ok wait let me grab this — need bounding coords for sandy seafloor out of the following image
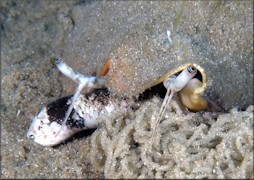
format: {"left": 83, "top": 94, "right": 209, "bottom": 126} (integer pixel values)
{"left": 1, "top": 0, "right": 253, "bottom": 179}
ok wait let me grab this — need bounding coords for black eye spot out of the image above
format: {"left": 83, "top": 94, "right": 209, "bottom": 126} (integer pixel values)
{"left": 29, "top": 134, "right": 35, "bottom": 140}
{"left": 55, "top": 58, "right": 61, "bottom": 64}
{"left": 187, "top": 66, "right": 197, "bottom": 74}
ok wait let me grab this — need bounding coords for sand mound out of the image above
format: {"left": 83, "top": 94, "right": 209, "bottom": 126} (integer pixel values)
{"left": 90, "top": 98, "right": 253, "bottom": 179}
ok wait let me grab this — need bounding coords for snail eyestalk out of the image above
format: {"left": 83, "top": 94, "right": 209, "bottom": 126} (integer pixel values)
{"left": 55, "top": 58, "right": 106, "bottom": 88}
{"left": 54, "top": 58, "right": 106, "bottom": 136}
{"left": 150, "top": 66, "right": 197, "bottom": 146}
{"left": 99, "top": 58, "right": 112, "bottom": 76}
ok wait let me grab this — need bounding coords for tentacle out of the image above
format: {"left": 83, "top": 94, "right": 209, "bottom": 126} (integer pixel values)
{"left": 151, "top": 88, "right": 174, "bottom": 143}
{"left": 150, "top": 65, "right": 198, "bottom": 146}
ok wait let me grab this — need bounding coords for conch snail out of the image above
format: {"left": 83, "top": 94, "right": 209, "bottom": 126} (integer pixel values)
{"left": 27, "top": 55, "right": 207, "bottom": 146}
{"left": 27, "top": 30, "right": 211, "bottom": 146}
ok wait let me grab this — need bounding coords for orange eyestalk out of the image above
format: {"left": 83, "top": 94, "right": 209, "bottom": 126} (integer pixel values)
{"left": 99, "top": 58, "right": 112, "bottom": 76}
